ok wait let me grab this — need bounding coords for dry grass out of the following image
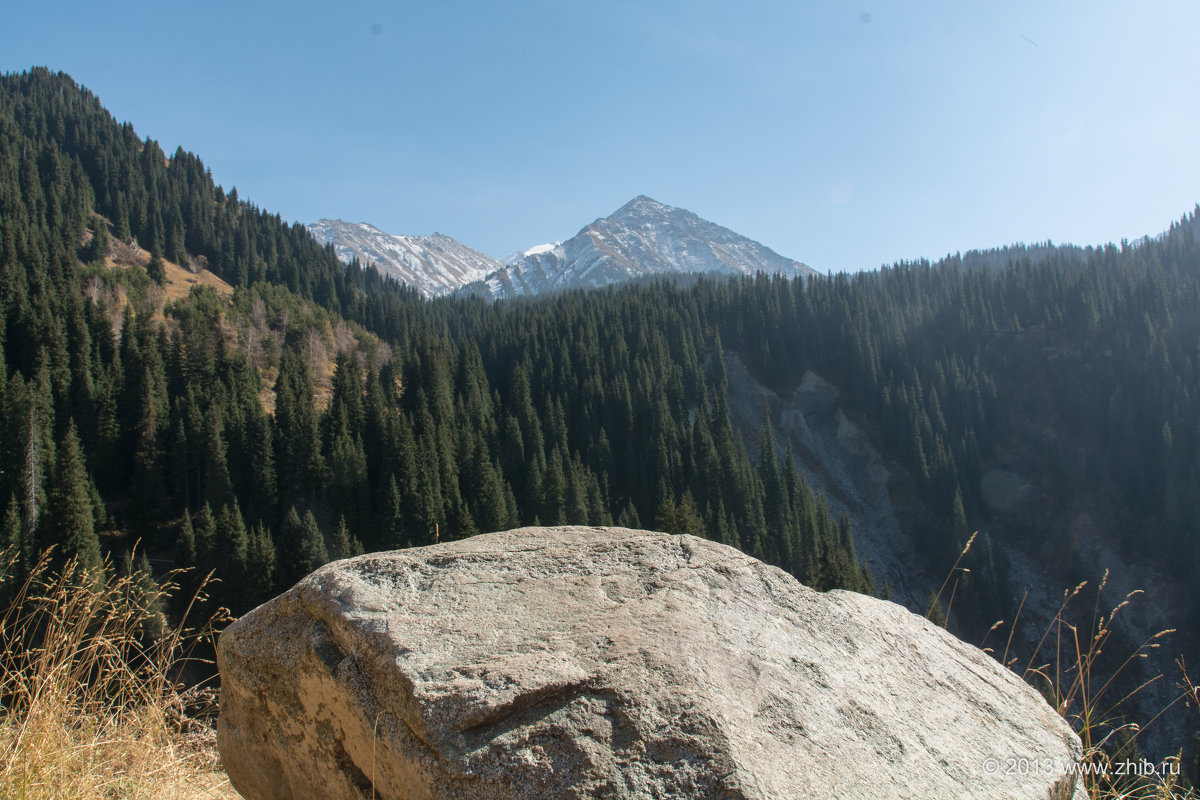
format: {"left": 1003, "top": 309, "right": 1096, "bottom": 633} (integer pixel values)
{"left": 102, "top": 233, "right": 233, "bottom": 305}
{"left": 159, "top": 258, "right": 234, "bottom": 304}
{"left": 0, "top": 552, "right": 239, "bottom": 800}
{"left": 1016, "top": 576, "right": 1193, "bottom": 798}
{"left": 946, "top": 543, "right": 1200, "bottom": 799}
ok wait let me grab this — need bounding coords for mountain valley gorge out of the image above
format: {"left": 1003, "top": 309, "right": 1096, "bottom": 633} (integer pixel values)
{"left": 2, "top": 67, "right": 1199, "bottom": 789}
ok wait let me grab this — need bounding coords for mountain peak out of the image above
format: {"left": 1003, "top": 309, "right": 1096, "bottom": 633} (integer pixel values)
{"left": 621, "top": 194, "right": 663, "bottom": 208}
{"left": 465, "top": 198, "right": 816, "bottom": 300}
{"left": 313, "top": 199, "right": 816, "bottom": 302}
{"left": 612, "top": 195, "right": 669, "bottom": 219}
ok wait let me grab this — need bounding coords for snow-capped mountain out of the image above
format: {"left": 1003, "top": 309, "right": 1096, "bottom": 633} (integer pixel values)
{"left": 310, "top": 197, "right": 816, "bottom": 301}
{"left": 306, "top": 219, "right": 501, "bottom": 298}
{"left": 463, "top": 196, "right": 816, "bottom": 300}
{"left": 500, "top": 241, "right": 562, "bottom": 266}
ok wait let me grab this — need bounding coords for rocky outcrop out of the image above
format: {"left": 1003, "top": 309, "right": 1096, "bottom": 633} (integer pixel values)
{"left": 217, "top": 526, "right": 1085, "bottom": 800}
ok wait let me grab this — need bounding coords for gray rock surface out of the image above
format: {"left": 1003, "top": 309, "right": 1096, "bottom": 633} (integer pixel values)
{"left": 217, "top": 526, "right": 1086, "bottom": 800}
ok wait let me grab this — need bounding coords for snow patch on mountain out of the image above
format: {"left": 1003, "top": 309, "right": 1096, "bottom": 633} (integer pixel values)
{"left": 310, "top": 196, "right": 817, "bottom": 301}
{"left": 501, "top": 242, "right": 561, "bottom": 265}
{"left": 306, "top": 219, "right": 501, "bottom": 298}
{"left": 462, "top": 196, "right": 817, "bottom": 300}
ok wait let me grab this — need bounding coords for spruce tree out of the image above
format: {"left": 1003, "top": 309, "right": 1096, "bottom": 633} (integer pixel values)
{"left": 130, "top": 379, "right": 164, "bottom": 534}
{"left": 193, "top": 503, "right": 217, "bottom": 579}
{"left": 172, "top": 512, "right": 199, "bottom": 612}
{"left": 215, "top": 502, "right": 250, "bottom": 611}
{"left": 44, "top": 421, "right": 102, "bottom": 575}
{"left": 203, "top": 409, "right": 234, "bottom": 511}
{"left": 246, "top": 521, "right": 277, "bottom": 604}
{"left": 147, "top": 251, "right": 166, "bottom": 285}
{"left": 121, "top": 550, "right": 166, "bottom": 639}
{"left": 1, "top": 494, "right": 26, "bottom": 590}
{"left": 277, "top": 507, "right": 329, "bottom": 588}
{"left": 616, "top": 500, "right": 641, "bottom": 529}
{"left": 330, "top": 515, "right": 364, "bottom": 560}
{"left": 654, "top": 490, "right": 704, "bottom": 536}
{"left": 88, "top": 219, "right": 109, "bottom": 265}
{"left": 298, "top": 510, "right": 329, "bottom": 578}
{"left": 174, "top": 512, "right": 197, "bottom": 572}
{"left": 382, "top": 475, "right": 406, "bottom": 550}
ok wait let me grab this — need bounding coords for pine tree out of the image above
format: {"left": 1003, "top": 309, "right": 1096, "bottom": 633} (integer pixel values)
{"left": 246, "top": 521, "right": 277, "bottom": 605}
{"left": 174, "top": 512, "right": 197, "bottom": 572}
{"left": 203, "top": 408, "right": 234, "bottom": 511}
{"left": 215, "top": 502, "right": 250, "bottom": 612}
{"left": 277, "top": 507, "right": 329, "bottom": 588}
{"left": 298, "top": 510, "right": 329, "bottom": 577}
{"left": 88, "top": 218, "right": 109, "bottom": 265}
{"left": 330, "top": 515, "right": 364, "bottom": 561}
{"left": 1, "top": 494, "right": 26, "bottom": 590}
{"left": 194, "top": 503, "right": 217, "bottom": 579}
{"left": 654, "top": 490, "right": 704, "bottom": 536}
{"left": 147, "top": 251, "right": 166, "bottom": 285}
{"left": 130, "top": 378, "right": 164, "bottom": 533}
{"left": 44, "top": 421, "right": 102, "bottom": 575}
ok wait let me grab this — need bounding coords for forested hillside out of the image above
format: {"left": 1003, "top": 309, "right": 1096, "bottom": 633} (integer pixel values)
{"left": 0, "top": 69, "right": 874, "bottom": 619}
{"left": 2, "top": 67, "right": 1198, "bottom": 661}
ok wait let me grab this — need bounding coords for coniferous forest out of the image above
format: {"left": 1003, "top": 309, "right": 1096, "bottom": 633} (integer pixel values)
{"left": 1, "top": 66, "right": 1199, "bottom": 661}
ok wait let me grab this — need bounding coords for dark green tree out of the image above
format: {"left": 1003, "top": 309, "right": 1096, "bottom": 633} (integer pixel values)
{"left": 147, "top": 251, "right": 166, "bottom": 285}
{"left": 246, "top": 521, "right": 277, "bottom": 606}
{"left": 329, "top": 515, "right": 364, "bottom": 561}
{"left": 43, "top": 421, "right": 102, "bottom": 575}
{"left": 655, "top": 490, "right": 704, "bottom": 536}
{"left": 276, "top": 507, "right": 329, "bottom": 589}
{"left": 1, "top": 494, "right": 26, "bottom": 591}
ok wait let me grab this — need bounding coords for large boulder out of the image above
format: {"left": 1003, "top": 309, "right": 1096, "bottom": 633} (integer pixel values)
{"left": 218, "top": 526, "right": 1085, "bottom": 800}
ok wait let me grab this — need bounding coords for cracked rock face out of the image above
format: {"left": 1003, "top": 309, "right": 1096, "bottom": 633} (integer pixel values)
{"left": 217, "top": 526, "right": 1085, "bottom": 800}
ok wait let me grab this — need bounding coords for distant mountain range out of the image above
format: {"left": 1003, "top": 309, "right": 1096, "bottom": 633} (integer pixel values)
{"left": 308, "top": 196, "right": 816, "bottom": 299}
{"left": 304, "top": 220, "right": 500, "bottom": 297}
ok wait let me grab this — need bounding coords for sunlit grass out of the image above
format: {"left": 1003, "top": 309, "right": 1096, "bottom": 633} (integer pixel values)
{"left": 0, "top": 551, "right": 238, "bottom": 799}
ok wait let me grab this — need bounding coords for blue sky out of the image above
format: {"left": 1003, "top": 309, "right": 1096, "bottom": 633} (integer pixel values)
{"left": 3, "top": 1, "right": 1198, "bottom": 272}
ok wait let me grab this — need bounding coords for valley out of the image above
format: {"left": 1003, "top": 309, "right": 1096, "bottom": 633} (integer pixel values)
{"left": 1, "top": 66, "right": 1198, "bottom": 794}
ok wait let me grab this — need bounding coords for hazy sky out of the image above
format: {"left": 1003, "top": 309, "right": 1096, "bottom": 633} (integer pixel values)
{"left": 4, "top": 1, "right": 1198, "bottom": 271}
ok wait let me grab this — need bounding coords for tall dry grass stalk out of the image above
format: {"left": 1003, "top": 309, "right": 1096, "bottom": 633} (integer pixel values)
{"left": 0, "top": 550, "right": 238, "bottom": 799}
{"left": 926, "top": 531, "right": 977, "bottom": 624}
{"left": 980, "top": 566, "right": 1197, "bottom": 800}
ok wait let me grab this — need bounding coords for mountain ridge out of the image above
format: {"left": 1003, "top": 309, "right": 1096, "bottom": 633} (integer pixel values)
{"left": 305, "top": 218, "right": 501, "bottom": 298}
{"left": 311, "top": 195, "right": 817, "bottom": 300}
{"left": 465, "top": 195, "right": 818, "bottom": 299}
